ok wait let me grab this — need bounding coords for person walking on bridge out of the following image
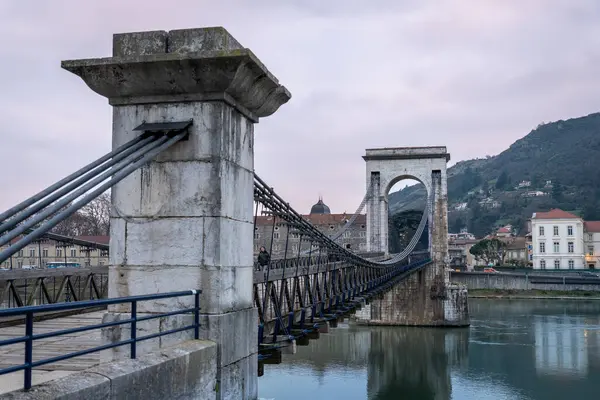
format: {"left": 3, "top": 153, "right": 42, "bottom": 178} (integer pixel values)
{"left": 257, "top": 246, "right": 270, "bottom": 268}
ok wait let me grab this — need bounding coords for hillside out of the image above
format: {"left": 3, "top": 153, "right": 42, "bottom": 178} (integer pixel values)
{"left": 388, "top": 112, "right": 600, "bottom": 238}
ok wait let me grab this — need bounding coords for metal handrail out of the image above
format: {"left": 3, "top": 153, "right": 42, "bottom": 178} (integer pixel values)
{"left": 0, "top": 289, "right": 202, "bottom": 391}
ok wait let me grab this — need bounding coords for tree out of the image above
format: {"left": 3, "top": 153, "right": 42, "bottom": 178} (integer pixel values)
{"left": 482, "top": 180, "right": 489, "bottom": 194}
{"left": 495, "top": 171, "right": 508, "bottom": 190}
{"left": 469, "top": 238, "right": 506, "bottom": 265}
{"left": 79, "top": 193, "right": 110, "bottom": 236}
{"left": 552, "top": 181, "right": 562, "bottom": 201}
{"left": 49, "top": 192, "right": 111, "bottom": 237}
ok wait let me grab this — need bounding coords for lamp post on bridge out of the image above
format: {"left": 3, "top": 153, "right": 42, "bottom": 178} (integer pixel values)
{"left": 62, "top": 27, "right": 290, "bottom": 399}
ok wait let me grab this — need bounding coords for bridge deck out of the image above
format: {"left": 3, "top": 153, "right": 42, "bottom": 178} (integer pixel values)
{"left": 0, "top": 311, "right": 103, "bottom": 395}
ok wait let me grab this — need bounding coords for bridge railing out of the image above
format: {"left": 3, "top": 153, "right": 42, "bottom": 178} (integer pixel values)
{"left": 0, "top": 267, "right": 108, "bottom": 309}
{"left": 0, "top": 289, "right": 201, "bottom": 391}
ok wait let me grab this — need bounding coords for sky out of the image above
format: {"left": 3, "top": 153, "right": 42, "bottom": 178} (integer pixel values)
{"left": 1, "top": 0, "right": 599, "bottom": 215}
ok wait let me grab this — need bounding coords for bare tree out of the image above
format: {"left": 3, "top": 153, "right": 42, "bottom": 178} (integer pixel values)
{"left": 48, "top": 192, "right": 111, "bottom": 237}
{"left": 79, "top": 193, "right": 110, "bottom": 236}
{"left": 50, "top": 205, "right": 87, "bottom": 237}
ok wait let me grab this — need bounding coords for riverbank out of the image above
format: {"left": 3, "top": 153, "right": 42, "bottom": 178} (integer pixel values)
{"left": 468, "top": 289, "right": 600, "bottom": 300}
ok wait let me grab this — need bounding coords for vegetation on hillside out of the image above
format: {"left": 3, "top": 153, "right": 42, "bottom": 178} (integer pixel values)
{"left": 388, "top": 209, "right": 428, "bottom": 253}
{"left": 388, "top": 112, "right": 600, "bottom": 238}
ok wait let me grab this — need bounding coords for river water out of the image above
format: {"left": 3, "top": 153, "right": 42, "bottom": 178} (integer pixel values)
{"left": 258, "top": 299, "right": 600, "bottom": 400}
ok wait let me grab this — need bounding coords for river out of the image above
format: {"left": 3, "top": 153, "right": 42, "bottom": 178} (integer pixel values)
{"left": 258, "top": 299, "right": 600, "bottom": 400}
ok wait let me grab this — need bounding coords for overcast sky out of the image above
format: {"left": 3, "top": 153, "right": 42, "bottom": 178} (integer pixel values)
{"left": 1, "top": 0, "right": 599, "bottom": 215}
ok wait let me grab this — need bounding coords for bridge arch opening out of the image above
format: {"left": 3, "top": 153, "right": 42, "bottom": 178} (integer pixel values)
{"left": 387, "top": 177, "right": 429, "bottom": 255}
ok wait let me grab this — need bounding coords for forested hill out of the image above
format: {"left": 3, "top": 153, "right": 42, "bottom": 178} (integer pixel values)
{"left": 388, "top": 112, "right": 600, "bottom": 238}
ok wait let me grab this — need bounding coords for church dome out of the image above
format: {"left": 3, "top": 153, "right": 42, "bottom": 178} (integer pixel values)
{"left": 310, "top": 197, "right": 331, "bottom": 214}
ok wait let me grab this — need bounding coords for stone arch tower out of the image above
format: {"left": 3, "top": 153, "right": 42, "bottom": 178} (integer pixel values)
{"left": 364, "top": 146, "right": 449, "bottom": 260}
{"left": 360, "top": 147, "right": 469, "bottom": 326}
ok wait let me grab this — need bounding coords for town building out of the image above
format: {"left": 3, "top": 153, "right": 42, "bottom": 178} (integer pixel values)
{"left": 0, "top": 236, "right": 109, "bottom": 270}
{"left": 254, "top": 198, "right": 367, "bottom": 259}
{"left": 448, "top": 228, "right": 476, "bottom": 241}
{"left": 448, "top": 238, "right": 478, "bottom": 268}
{"left": 496, "top": 225, "right": 513, "bottom": 238}
{"left": 530, "top": 209, "right": 600, "bottom": 270}
{"left": 503, "top": 236, "right": 529, "bottom": 266}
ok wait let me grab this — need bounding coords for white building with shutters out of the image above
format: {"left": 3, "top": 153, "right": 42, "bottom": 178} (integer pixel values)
{"left": 531, "top": 209, "right": 586, "bottom": 270}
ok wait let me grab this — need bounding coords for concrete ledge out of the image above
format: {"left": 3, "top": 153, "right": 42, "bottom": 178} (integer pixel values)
{"left": 2, "top": 340, "right": 218, "bottom": 400}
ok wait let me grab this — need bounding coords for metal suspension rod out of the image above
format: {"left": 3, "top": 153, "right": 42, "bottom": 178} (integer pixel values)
{"left": 0, "top": 132, "right": 186, "bottom": 263}
{"left": 0, "top": 134, "right": 148, "bottom": 223}
{"left": 0, "top": 135, "right": 157, "bottom": 235}
{"left": 330, "top": 182, "right": 373, "bottom": 241}
{"left": 0, "top": 136, "right": 167, "bottom": 248}
{"left": 253, "top": 173, "right": 430, "bottom": 269}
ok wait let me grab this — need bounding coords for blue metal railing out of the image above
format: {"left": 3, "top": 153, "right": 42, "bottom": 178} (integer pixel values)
{"left": 0, "top": 289, "right": 201, "bottom": 391}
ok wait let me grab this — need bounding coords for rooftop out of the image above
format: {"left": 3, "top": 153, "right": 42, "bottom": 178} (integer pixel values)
{"left": 584, "top": 221, "right": 600, "bottom": 233}
{"left": 532, "top": 209, "right": 581, "bottom": 220}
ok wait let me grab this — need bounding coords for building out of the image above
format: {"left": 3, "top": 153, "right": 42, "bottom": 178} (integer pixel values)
{"left": 496, "top": 225, "right": 513, "bottom": 238}
{"left": 503, "top": 236, "right": 528, "bottom": 266}
{"left": 0, "top": 235, "right": 109, "bottom": 269}
{"left": 448, "top": 239, "right": 478, "bottom": 268}
{"left": 584, "top": 221, "right": 600, "bottom": 268}
{"left": 530, "top": 209, "right": 600, "bottom": 270}
{"left": 254, "top": 197, "right": 367, "bottom": 259}
{"left": 526, "top": 232, "right": 533, "bottom": 265}
{"left": 448, "top": 228, "right": 475, "bottom": 241}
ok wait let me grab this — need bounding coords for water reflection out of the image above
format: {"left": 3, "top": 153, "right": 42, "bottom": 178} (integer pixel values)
{"left": 259, "top": 300, "right": 600, "bottom": 400}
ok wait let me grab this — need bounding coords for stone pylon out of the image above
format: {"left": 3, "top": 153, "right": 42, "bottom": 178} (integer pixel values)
{"left": 62, "top": 27, "right": 290, "bottom": 399}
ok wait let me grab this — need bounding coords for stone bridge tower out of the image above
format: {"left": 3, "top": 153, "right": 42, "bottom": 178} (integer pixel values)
{"left": 361, "top": 147, "right": 469, "bottom": 326}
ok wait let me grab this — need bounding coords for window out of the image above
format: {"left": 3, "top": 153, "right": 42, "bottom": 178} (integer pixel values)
{"left": 588, "top": 246, "right": 594, "bottom": 256}
{"left": 359, "top": 231, "right": 366, "bottom": 238}
{"left": 100, "top": 251, "right": 109, "bottom": 257}
{"left": 345, "top": 244, "right": 351, "bottom": 249}
{"left": 99, "top": 261, "right": 105, "bottom": 266}
{"left": 589, "top": 233, "right": 593, "bottom": 241}
{"left": 274, "top": 226, "right": 279, "bottom": 231}
{"left": 553, "top": 242, "right": 559, "bottom": 253}
{"left": 29, "top": 248, "right": 35, "bottom": 258}
{"left": 568, "top": 260, "right": 574, "bottom": 269}
{"left": 273, "top": 232, "right": 280, "bottom": 240}
{"left": 539, "top": 242, "right": 546, "bottom": 253}
{"left": 539, "top": 226, "right": 545, "bottom": 236}
{"left": 272, "top": 245, "right": 280, "bottom": 252}
{"left": 85, "top": 261, "right": 91, "bottom": 267}
{"left": 70, "top": 249, "right": 77, "bottom": 257}
{"left": 568, "top": 226, "right": 573, "bottom": 236}
{"left": 329, "top": 225, "right": 335, "bottom": 230}
{"left": 254, "top": 233, "right": 260, "bottom": 239}
{"left": 553, "top": 226, "right": 559, "bottom": 236}
{"left": 568, "top": 242, "right": 574, "bottom": 253}
{"left": 540, "top": 260, "right": 546, "bottom": 269}
{"left": 42, "top": 249, "right": 48, "bottom": 257}
{"left": 554, "top": 259, "right": 560, "bottom": 269}
{"left": 343, "top": 231, "right": 351, "bottom": 238}
{"left": 290, "top": 232, "right": 300, "bottom": 239}
{"left": 56, "top": 248, "right": 62, "bottom": 257}
{"left": 18, "top": 250, "right": 23, "bottom": 257}
{"left": 361, "top": 225, "right": 365, "bottom": 229}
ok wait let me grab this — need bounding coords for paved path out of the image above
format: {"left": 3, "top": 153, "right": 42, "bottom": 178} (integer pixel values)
{"left": 0, "top": 311, "right": 104, "bottom": 395}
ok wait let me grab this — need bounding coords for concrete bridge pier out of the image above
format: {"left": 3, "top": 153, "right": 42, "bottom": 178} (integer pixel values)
{"left": 62, "top": 27, "right": 290, "bottom": 399}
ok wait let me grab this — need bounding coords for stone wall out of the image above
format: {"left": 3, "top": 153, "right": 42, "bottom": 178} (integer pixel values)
{"left": 3, "top": 341, "right": 218, "bottom": 400}
{"left": 451, "top": 272, "right": 600, "bottom": 292}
